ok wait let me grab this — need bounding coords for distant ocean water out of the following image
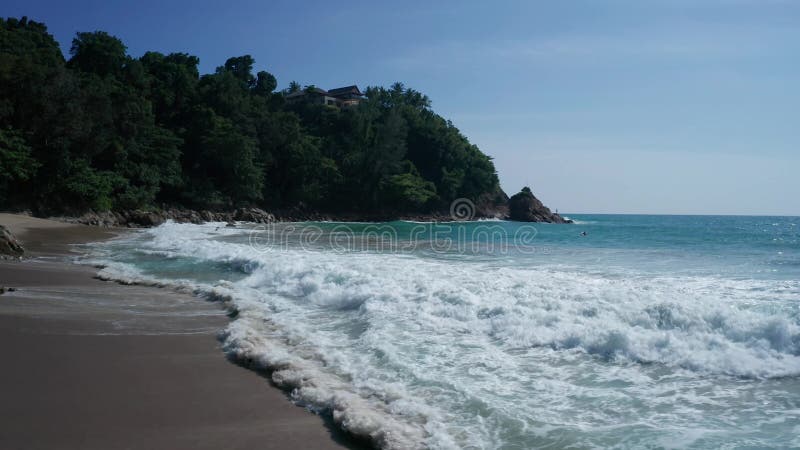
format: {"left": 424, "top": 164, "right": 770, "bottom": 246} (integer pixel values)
{"left": 86, "top": 215, "right": 800, "bottom": 449}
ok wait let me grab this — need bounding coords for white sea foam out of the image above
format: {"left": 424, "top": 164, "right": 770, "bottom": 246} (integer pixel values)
{"left": 568, "top": 219, "right": 597, "bottom": 225}
{"left": 85, "top": 221, "right": 800, "bottom": 449}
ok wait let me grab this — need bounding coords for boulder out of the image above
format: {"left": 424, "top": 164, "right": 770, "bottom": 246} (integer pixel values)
{"left": 0, "top": 225, "right": 25, "bottom": 257}
{"left": 72, "top": 211, "right": 116, "bottom": 227}
{"left": 507, "top": 187, "right": 572, "bottom": 223}
{"left": 233, "top": 208, "right": 275, "bottom": 223}
{"left": 199, "top": 210, "right": 216, "bottom": 222}
{"left": 474, "top": 187, "right": 510, "bottom": 219}
{"left": 127, "top": 210, "right": 166, "bottom": 227}
{"left": 166, "top": 208, "right": 203, "bottom": 224}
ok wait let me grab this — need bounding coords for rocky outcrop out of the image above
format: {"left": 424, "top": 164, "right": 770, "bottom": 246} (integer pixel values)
{"left": 39, "top": 186, "right": 571, "bottom": 227}
{"left": 233, "top": 208, "right": 275, "bottom": 223}
{"left": 56, "top": 207, "right": 278, "bottom": 228}
{"left": 507, "top": 187, "right": 572, "bottom": 223}
{"left": 0, "top": 225, "right": 24, "bottom": 257}
{"left": 474, "top": 187, "right": 510, "bottom": 219}
{"left": 272, "top": 203, "right": 331, "bottom": 222}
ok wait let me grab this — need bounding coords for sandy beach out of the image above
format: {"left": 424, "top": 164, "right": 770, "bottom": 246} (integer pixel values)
{"left": 0, "top": 214, "right": 361, "bottom": 450}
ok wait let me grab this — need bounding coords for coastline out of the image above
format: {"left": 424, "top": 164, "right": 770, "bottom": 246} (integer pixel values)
{"left": 0, "top": 214, "right": 363, "bottom": 450}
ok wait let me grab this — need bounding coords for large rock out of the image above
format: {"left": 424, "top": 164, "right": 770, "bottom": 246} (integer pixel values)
{"left": 127, "top": 210, "right": 166, "bottom": 227}
{"left": 0, "top": 225, "right": 24, "bottom": 257}
{"left": 507, "top": 187, "right": 572, "bottom": 223}
{"left": 474, "top": 187, "right": 510, "bottom": 219}
{"left": 83, "top": 211, "right": 119, "bottom": 227}
{"left": 199, "top": 210, "right": 216, "bottom": 222}
{"left": 233, "top": 207, "right": 275, "bottom": 224}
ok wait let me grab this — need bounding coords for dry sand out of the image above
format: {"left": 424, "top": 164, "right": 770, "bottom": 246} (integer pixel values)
{"left": 0, "top": 214, "right": 363, "bottom": 450}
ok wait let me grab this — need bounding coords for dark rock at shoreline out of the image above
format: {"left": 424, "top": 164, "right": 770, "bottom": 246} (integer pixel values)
{"left": 0, "top": 225, "right": 25, "bottom": 257}
{"left": 199, "top": 210, "right": 215, "bottom": 222}
{"left": 38, "top": 186, "right": 570, "bottom": 228}
{"left": 233, "top": 208, "right": 275, "bottom": 224}
{"left": 474, "top": 187, "right": 510, "bottom": 219}
{"left": 273, "top": 203, "right": 330, "bottom": 222}
{"left": 127, "top": 210, "right": 167, "bottom": 227}
{"left": 55, "top": 207, "right": 277, "bottom": 228}
{"left": 62, "top": 211, "right": 120, "bottom": 227}
{"left": 507, "top": 187, "right": 572, "bottom": 223}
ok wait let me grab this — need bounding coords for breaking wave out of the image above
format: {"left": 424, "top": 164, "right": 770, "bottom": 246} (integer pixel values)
{"left": 86, "top": 221, "right": 800, "bottom": 448}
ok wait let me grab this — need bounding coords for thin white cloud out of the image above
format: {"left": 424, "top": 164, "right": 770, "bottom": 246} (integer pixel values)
{"left": 383, "top": 22, "right": 796, "bottom": 71}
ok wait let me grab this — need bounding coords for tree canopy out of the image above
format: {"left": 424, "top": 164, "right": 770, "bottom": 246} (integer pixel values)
{"left": 0, "top": 17, "right": 501, "bottom": 215}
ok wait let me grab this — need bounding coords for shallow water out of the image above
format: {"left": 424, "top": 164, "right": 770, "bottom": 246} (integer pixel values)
{"left": 86, "top": 215, "right": 800, "bottom": 449}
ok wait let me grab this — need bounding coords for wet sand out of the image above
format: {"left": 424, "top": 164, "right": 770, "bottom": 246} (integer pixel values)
{"left": 0, "top": 214, "right": 360, "bottom": 450}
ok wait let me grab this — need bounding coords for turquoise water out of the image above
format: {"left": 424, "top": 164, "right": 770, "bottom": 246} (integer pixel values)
{"left": 88, "top": 215, "right": 800, "bottom": 449}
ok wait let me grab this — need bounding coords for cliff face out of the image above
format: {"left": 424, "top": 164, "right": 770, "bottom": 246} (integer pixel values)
{"left": 507, "top": 187, "right": 571, "bottom": 223}
{"left": 474, "top": 186, "right": 510, "bottom": 219}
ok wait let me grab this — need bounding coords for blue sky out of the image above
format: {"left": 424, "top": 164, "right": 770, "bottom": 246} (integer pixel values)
{"left": 6, "top": 0, "right": 799, "bottom": 215}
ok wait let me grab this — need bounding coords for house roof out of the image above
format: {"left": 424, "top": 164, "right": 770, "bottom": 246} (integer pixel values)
{"left": 285, "top": 87, "right": 329, "bottom": 98}
{"left": 284, "top": 85, "right": 363, "bottom": 101}
{"left": 327, "top": 85, "right": 363, "bottom": 96}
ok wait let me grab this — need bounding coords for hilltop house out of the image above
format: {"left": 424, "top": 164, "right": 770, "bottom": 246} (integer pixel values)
{"left": 285, "top": 85, "right": 365, "bottom": 108}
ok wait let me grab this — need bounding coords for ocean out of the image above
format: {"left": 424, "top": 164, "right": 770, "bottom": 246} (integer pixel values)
{"left": 84, "top": 214, "right": 800, "bottom": 449}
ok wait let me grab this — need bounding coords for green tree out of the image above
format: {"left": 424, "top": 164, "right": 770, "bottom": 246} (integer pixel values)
{"left": 67, "top": 31, "right": 184, "bottom": 209}
{"left": 0, "top": 127, "right": 38, "bottom": 205}
{"left": 199, "top": 115, "right": 262, "bottom": 205}
{"left": 380, "top": 163, "right": 437, "bottom": 210}
{"left": 67, "top": 31, "right": 127, "bottom": 77}
{"left": 140, "top": 51, "right": 200, "bottom": 127}
{"left": 253, "top": 70, "right": 277, "bottom": 96}
{"left": 286, "top": 80, "right": 301, "bottom": 93}
{"left": 223, "top": 55, "right": 256, "bottom": 87}
{"left": 1, "top": 16, "right": 502, "bottom": 217}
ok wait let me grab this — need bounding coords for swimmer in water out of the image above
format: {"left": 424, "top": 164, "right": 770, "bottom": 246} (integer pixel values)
{"left": 580, "top": 231, "right": 587, "bottom": 236}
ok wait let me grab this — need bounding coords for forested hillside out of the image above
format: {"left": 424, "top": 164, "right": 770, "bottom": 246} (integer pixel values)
{"left": 0, "top": 17, "right": 502, "bottom": 216}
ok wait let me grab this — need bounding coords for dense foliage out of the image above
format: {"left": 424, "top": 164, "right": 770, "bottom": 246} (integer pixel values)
{"left": 0, "top": 17, "right": 500, "bottom": 214}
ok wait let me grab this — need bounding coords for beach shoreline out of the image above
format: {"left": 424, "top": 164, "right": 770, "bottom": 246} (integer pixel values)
{"left": 0, "top": 213, "right": 362, "bottom": 450}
